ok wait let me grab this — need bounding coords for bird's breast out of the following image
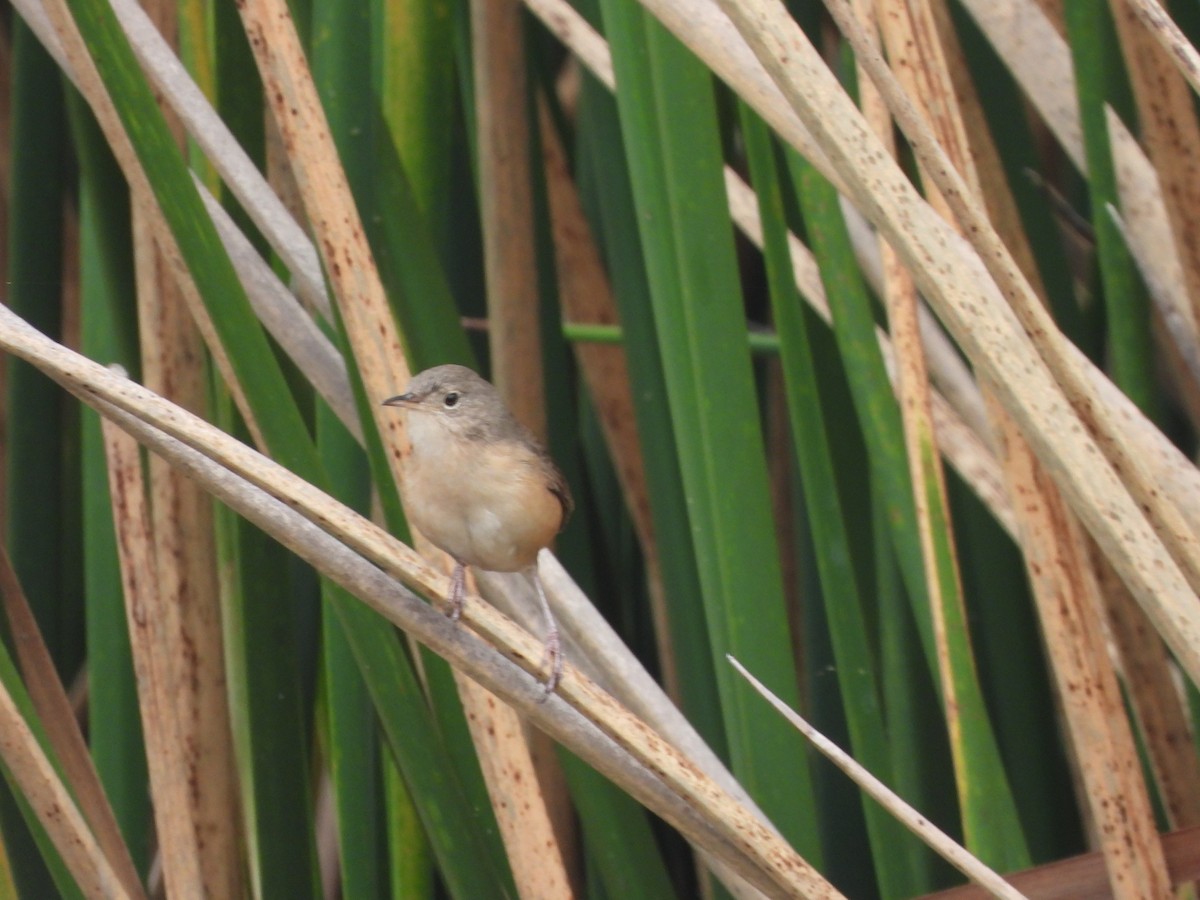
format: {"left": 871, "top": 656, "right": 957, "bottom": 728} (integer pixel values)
{"left": 401, "top": 421, "right": 562, "bottom": 572}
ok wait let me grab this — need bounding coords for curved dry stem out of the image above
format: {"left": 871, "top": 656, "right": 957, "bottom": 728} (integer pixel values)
{"left": 0, "top": 304, "right": 837, "bottom": 898}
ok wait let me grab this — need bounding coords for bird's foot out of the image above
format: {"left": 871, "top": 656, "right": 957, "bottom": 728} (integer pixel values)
{"left": 447, "top": 563, "right": 466, "bottom": 621}
{"left": 527, "top": 568, "right": 563, "bottom": 699}
{"left": 538, "top": 626, "right": 563, "bottom": 700}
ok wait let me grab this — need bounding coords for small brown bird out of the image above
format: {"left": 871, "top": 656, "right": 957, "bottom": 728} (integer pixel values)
{"left": 382, "top": 364, "right": 573, "bottom": 693}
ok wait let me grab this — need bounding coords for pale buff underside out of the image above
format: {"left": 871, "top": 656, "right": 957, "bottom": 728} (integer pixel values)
{"left": 401, "top": 410, "right": 563, "bottom": 572}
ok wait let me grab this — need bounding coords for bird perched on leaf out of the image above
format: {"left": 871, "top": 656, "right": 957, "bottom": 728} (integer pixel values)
{"left": 383, "top": 364, "right": 573, "bottom": 693}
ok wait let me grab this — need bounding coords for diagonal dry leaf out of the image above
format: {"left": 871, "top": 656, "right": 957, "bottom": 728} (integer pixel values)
{"left": 0, "top": 301, "right": 836, "bottom": 898}
{"left": 869, "top": 0, "right": 1169, "bottom": 891}
{"left": 1121, "top": 0, "right": 1200, "bottom": 109}
{"left": 0, "top": 671, "right": 130, "bottom": 899}
{"left": 0, "top": 550, "right": 145, "bottom": 899}
{"left": 1112, "top": 0, "right": 1200, "bottom": 336}
{"left": 709, "top": 0, "right": 1200, "bottom": 694}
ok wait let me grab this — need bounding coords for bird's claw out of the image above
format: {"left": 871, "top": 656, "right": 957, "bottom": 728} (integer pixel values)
{"left": 447, "top": 563, "right": 466, "bottom": 621}
{"left": 537, "top": 628, "right": 563, "bottom": 700}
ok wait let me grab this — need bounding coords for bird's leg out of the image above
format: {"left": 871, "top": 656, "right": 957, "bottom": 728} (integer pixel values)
{"left": 527, "top": 565, "right": 562, "bottom": 696}
{"left": 448, "top": 561, "right": 466, "bottom": 621}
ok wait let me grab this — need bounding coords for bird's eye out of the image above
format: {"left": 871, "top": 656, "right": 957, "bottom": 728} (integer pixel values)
{"left": 443, "top": 391, "right": 460, "bottom": 408}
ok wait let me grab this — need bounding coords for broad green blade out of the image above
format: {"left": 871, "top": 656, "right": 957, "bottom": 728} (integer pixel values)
{"left": 5, "top": 19, "right": 76, "bottom": 671}
{"left": 742, "top": 106, "right": 923, "bottom": 897}
{"left": 785, "top": 147, "right": 1030, "bottom": 870}
{"left": 70, "top": 90, "right": 148, "bottom": 873}
{"left": 3, "top": 23, "right": 82, "bottom": 896}
{"left": 599, "top": 0, "right": 819, "bottom": 859}
{"left": 218, "top": 496, "right": 322, "bottom": 900}
{"left": 575, "top": 68, "right": 724, "bottom": 752}
{"left": 1063, "top": 1, "right": 1158, "bottom": 420}
{"left": 379, "top": 0, "right": 457, "bottom": 254}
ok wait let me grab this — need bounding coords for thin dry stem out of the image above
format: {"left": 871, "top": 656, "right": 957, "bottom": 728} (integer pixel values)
{"left": 729, "top": 657, "right": 1025, "bottom": 900}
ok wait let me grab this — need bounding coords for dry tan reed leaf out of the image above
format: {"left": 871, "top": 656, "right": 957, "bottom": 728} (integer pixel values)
{"left": 31, "top": 1, "right": 253, "bottom": 889}
{"left": 0, "top": 672, "right": 130, "bottom": 899}
{"left": 235, "top": 0, "right": 407, "bottom": 425}
{"left": 133, "top": 2, "right": 241, "bottom": 873}
{"left": 0, "top": 551, "right": 145, "bottom": 899}
{"left": 870, "top": 0, "right": 1169, "bottom": 891}
{"left": 472, "top": 0, "right": 547, "bottom": 436}
{"left": 456, "top": 670, "right": 574, "bottom": 899}
{"left": 1122, "top": 0, "right": 1200, "bottom": 105}
{"left": 102, "top": 413, "right": 206, "bottom": 898}
{"left": 987, "top": 397, "right": 1172, "bottom": 897}
{"left": 132, "top": 201, "right": 243, "bottom": 900}
{"left": 866, "top": 4, "right": 985, "bottom": 844}
{"left": 1113, "top": 0, "right": 1200, "bottom": 336}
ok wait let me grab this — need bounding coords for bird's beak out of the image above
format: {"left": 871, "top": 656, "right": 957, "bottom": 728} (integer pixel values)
{"left": 381, "top": 392, "right": 416, "bottom": 408}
